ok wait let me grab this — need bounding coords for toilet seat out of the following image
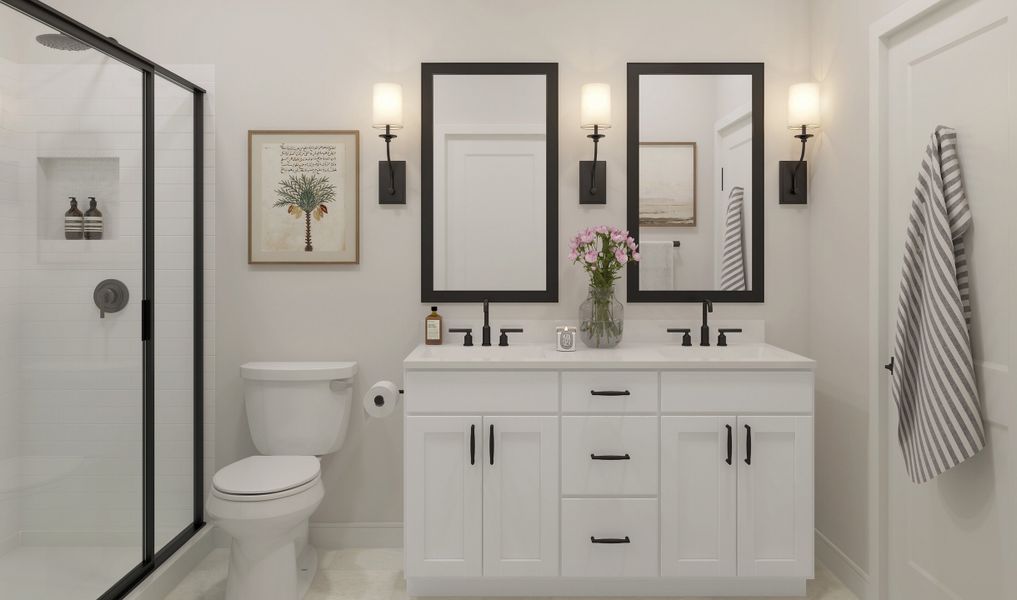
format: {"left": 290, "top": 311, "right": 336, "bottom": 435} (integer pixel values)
{"left": 212, "top": 456, "right": 321, "bottom": 502}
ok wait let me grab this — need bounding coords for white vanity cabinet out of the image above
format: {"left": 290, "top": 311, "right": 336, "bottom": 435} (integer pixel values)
{"left": 404, "top": 343, "right": 815, "bottom": 597}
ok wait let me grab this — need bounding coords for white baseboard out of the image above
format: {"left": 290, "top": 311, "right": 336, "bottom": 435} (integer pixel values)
{"left": 124, "top": 526, "right": 214, "bottom": 600}
{"left": 213, "top": 521, "right": 403, "bottom": 549}
{"left": 309, "top": 521, "right": 402, "bottom": 548}
{"left": 816, "top": 528, "right": 869, "bottom": 600}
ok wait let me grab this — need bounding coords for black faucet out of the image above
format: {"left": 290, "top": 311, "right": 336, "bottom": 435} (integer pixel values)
{"left": 482, "top": 299, "right": 492, "bottom": 347}
{"left": 700, "top": 299, "right": 713, "bottom": 346}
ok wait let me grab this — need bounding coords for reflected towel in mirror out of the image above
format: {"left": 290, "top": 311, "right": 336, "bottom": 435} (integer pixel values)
{"left": 638, "top": 241, "right": 674, "bottom": 290}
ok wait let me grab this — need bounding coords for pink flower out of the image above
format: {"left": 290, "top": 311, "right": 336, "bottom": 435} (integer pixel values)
{"left": 568, "top": 250, "right": 578, "bottom": 261}
{"left": 610, "top": 231, "right": 625, "bottom": 243}
{"left": 614, "top": 248, "right": 628, "bottom": 265}
{"left": 584, "top": 249, "right": 598, "bottom": 263}
{"left": 631, "top": 251, "right": 641, "bottom": 262}
{"left": 581, "top": 231, "right": 594, "bottom": 244}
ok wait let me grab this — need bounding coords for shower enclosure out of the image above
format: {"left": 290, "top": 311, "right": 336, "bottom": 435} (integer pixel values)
{"left": 0, "top": 0, "right": 207, "bottom": 598}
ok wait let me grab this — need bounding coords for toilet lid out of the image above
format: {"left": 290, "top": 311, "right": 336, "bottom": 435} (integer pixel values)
{"left": 212, "top": 456, "right": 320, "bottom": 496}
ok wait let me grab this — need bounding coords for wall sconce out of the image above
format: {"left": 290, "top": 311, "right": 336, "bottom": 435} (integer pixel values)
{"left": 580, "top": 83, "right": 611, "bottom": 205}
{"left": 372, "top": 82, "right": 406, "bottom": 205}
{"left": 780, "top": 82, "right": 820, "bottom": 205}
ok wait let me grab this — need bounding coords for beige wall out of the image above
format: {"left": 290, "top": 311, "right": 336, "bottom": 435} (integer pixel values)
{"left": 47, "top": 0, "right": 815, "bottom": 528}
{"left": 808, "top": 0, "right": 913, "bottom": 590}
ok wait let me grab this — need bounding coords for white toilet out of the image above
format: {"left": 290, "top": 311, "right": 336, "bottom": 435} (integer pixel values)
{"left": 207, "top": 361, "right": 357, "bottom": 600}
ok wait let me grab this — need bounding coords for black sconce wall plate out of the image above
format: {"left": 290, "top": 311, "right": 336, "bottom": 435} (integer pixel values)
{"left": 779, "top": 160, "right": 808, "bottom": 204}
{"left": 579, "top": 160, "right": 606, "bottom": 204}
{"left": 379, "top": 160, "right": 406, "bottom": 205}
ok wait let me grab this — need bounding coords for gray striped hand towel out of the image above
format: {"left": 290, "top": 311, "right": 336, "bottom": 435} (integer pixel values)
{"left": 720, "top": 187, "right": 746, "bottom": 291}
{"left": 890, "top": 126, "right": 985, "bottom": 484}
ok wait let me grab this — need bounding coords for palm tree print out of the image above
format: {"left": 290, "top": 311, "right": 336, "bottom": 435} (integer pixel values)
{"left": 273, "top": 173, "right": 337, "bottom": 251}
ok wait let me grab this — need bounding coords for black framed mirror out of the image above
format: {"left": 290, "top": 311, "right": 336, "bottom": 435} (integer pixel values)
{"left": 421, "top": 62, "right": 559, "bottom": 303}
{"left": 626, "top": 63, "right": 764, "bottom": 303}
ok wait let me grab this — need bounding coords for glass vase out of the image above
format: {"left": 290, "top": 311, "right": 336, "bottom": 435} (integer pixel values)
{"left": 579, "top": 285, "right": 624, "bottom": 348}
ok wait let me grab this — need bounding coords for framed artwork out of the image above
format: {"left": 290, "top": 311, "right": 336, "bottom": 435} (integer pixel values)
{"left": 248, "top": 130, "right": 360, "bottom": 264}
{"left": 638, "top": 142, "right": 697, "bottom": 227}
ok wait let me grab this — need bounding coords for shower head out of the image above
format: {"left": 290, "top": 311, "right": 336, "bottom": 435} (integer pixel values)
{"left": 35, "top": 33, "right": 90, "bottom": 52}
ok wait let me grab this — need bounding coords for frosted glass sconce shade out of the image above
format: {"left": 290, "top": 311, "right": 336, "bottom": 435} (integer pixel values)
{"left": 372, "top": 83, "right": 404, "bottom": 129}
{"left": 787, "top": 82, "right": 820, "bottom": 129}
{"left": 580, "top": 83, "right": 612, "bottom": 129}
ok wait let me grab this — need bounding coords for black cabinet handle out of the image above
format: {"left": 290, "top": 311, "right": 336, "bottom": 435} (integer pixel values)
{"left": 591, "top": 536, "right": 631, "bottom": 544}
{"left": 590, "top": 453, "right": 631, "bottom": 461}
{"left": 725, "top": 424, "right": 732, "bottom": 465}
{"left": 489, "top": 424, "right": 494, "bottom": 466}
{"left": 470, "top": 424, "right": 476, "bottom": 466}
{"left": 744, "top": 424, "right": 752, "bottom": 465}
{"left": 590, "top": 390, "right": 631, "bottom": 396}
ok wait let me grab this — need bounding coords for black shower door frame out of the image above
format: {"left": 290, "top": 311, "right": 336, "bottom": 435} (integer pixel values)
{"left": 1, "top": 1, "right": 207, "bottom": 598}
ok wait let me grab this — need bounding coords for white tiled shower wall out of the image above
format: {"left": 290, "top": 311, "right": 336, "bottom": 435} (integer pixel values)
{"left": 0, "top": 59, "right": 214, "bottom": 550}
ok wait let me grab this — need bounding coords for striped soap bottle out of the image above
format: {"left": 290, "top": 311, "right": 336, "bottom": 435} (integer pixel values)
{"left": 84, "top": 196, "right": 103, "bottom": 240}
{"left": 64, "top": 197, "right": 83, "bottom": 240}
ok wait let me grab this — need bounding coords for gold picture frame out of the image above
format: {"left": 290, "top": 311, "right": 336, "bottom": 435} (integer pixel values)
{"left": 248, "top": 130, "right": 360, "bottom": 264}
{"left": 638, "top": 141, "right": 697, "bottom": 227}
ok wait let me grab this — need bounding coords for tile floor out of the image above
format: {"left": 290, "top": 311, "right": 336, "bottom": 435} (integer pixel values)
{"left": 164, "top": 548, "right": 859, "bottom": 600}
{"left": 0, "top": 545, "right": 140, "bottom": 599}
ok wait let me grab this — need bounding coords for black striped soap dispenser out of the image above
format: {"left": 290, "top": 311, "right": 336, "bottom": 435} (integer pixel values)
{"left": 84, "top": 196, "right": 103, "bottom": 240}
{"left": 64, "top": 197, "right": 83, "bottom": 240}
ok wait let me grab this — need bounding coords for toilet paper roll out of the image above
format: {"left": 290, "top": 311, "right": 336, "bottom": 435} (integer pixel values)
{"left": 364, "top": 380, "right": 401, "bottom": 419}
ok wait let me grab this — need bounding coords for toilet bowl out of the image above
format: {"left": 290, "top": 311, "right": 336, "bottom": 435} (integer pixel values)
{"left": 207, "top": 361, "right": 356, "bottom": 600}
{"left": 207, "top": 456, "right": 324, "bottom": 600}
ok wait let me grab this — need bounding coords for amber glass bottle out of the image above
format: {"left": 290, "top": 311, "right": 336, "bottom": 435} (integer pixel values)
{"left": 425, "top": 306, "right": 443, "bottom": 345}
{"left": 64, "top": 197, "right": 83, "bottom": 240}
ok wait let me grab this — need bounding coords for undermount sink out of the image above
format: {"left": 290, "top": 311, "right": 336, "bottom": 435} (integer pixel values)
{"left": 653, "top": 343, "right": 802, "bottom": 362}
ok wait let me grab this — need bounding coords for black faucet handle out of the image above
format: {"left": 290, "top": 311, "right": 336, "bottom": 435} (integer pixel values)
{"left": 666, "top": 328, "right": 693, "bottom": 347}
{"left": 717, "top": 328, "right": 742, "bottom": 347}
{"left": 449, "top": 328, "right": 474, "bottom": 347}
{"left": 498, "top": 328, "right": 524, "bottom": 347}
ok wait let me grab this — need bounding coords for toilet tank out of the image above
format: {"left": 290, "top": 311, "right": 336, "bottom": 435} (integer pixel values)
{"left": 241, "top": 362, "right": 358, "bottom": 456}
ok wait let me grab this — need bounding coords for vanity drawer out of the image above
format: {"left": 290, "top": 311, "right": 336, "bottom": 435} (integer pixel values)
{"left": 562, "top": 371, "right": 658, "bottom": 414}
{"left": 562, "top": 417, "right": 658, "bottom": 495}
{"left": 404, "top": 370, "right": 558, "bottom": 414}
{"left": 661, "top": 370, "right": 814, "bottom": 414}
{"left": 561, "top": 498, "right": 659, "bottom": 577}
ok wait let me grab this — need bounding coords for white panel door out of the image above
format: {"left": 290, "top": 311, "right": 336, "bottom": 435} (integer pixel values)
{"left": 483, "top": 416, "right": 559, "bottom": 576}
{"left": 404, "top": 416, "right": 482, "bottom": 577}
{"left": 883, "top": 0, "right": 1017, "bottom": 598}
{"left": 660, "top": 416, "right": 736, "bottom": 577}
{"left": 736, "top": 416, "right": 813, "bottom": 577}
{"left": 714, "top": 110, "right": 752, "bottom": 289}
{"left": 439, "top": 134, "right": 547, "bottom": 291}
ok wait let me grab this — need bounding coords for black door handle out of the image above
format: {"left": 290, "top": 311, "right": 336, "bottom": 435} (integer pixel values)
{"left": 470, "top": 424, "right": 476, "bottom": 466}
{"left": 590, "top": 390, "right": 631, "bottom": 396}
{"left": 744, "top": 424, "right": 752, "bottom": 465}
{"left": 489, "top": 424, "right": 494, "bottom": 466}
{"left": 590, "top": 453, "right": 631, "bottom": 461}
{"left": 725, "top": 424, "right": 732, "bottom": 465}
{"left": 884, "top": 356, "right": 895, "bottom": 374}
{"left": 591, "top": 536, "right": 631, "bottom": 544}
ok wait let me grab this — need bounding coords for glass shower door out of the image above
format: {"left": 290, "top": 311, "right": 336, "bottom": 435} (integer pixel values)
{"left": 0, "top": 7, "right": 146, "bottom": 598}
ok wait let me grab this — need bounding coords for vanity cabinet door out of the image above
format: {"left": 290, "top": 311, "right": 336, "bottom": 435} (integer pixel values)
{"left": 736, "top": 416, "right": 814, "bottom": 578}
{"left": 405, "top": 416, "right": 483, "bottom": 577}
{"left": 660, "top": 416, "right": 737, "bottom": 577}
{"left": 482, "top": 416, "right": 559, "bottom": 576}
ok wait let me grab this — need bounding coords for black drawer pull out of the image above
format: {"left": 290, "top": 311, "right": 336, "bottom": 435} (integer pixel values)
{"left": 744, "top": 424, "right": 752, "bottom": 465}
{"left": 470, "top": 424, "right": 476, "bottom": 466}
{"left": 590, "top": 453, "right": 631, "bottom": 461}
{"left": 591, "top": 536, "right": 631, "bottom": 544}
{"left": 725, "top": 424, "right": 732, "bottom": 465}
{"left": 590, "top": 390, "right": 631, "bottom": 396}
{"left": 489, "top": 424, "right": 495, "bottom": 466}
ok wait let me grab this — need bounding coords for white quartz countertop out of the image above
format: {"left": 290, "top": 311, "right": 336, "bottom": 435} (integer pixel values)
{"left": 403, "top": 342, "right": 815, "bottom": 371}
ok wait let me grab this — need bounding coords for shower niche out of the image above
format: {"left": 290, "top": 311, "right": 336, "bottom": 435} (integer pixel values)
{"left": 36, "top": 156, "right": 124, "bottom": 259}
